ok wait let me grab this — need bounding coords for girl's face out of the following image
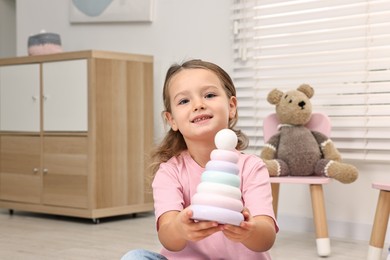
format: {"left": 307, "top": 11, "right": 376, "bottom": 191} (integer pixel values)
{"left": 165, "top": 68, "right": 237, "bottom": 143}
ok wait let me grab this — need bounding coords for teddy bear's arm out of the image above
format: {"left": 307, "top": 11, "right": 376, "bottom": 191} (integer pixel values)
{"left": 312, "top": 131, "right": 342, "bottom": 162}
{"left": 260, "top": 133, "right": 280, "bottom": 160}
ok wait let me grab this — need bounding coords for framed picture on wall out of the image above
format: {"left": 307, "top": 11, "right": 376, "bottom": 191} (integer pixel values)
{"left": 69, "top": 0, "right": 154, "bottom": 23}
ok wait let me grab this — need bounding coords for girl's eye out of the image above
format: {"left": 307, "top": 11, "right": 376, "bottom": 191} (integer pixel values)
{"left": 205, "top": 93, "right": 217, "bottom": 99}
{"left": 178, "top": 99, "right": 189, "bottom": 105}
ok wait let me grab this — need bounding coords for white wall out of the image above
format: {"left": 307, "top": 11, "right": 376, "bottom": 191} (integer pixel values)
{"left": 15, "top": 0, "right": 390, "bottom": 244}
{"left": 0, "top": 0, "right": 16, "bottom": 58}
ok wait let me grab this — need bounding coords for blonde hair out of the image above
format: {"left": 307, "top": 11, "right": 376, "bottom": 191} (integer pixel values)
{"left": 149, "top": 59, "right": 248, "bottom": 177}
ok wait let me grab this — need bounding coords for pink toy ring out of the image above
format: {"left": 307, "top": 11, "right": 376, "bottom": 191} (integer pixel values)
{"left": 191, "top": 205, "right": 244, "bottom": 226}
{"left": 210, "top": 149, "right": 239, "bottom": 163}
{"left": 192, "top": 193, "right": 243, "bottom": 212}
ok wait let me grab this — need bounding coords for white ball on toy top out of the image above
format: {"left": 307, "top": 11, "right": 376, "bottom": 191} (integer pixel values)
{"left": 215, "top": 129, "right": 238, "bottom": 150}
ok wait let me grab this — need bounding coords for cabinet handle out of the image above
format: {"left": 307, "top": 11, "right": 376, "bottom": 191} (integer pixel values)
{"left": 33, "top": 168, "right": 39, "bottom": 173}
{"left": 43, "top": 168, "right": 48, "bottom": 174}
{"left": 32, "top": 96, "right": 38, "bottom": 101}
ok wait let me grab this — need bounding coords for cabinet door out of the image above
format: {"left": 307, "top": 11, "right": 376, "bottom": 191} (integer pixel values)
{"left": 42, "top": 60, "right": 88, "bottom": 131}
{"left": 0, "top": 64, "right": 40, "bottom": 132}
{"left": 0, "top": 135, "right": 41, "bottom": 203}
{"left": 42, "top": 136, "right": 88, "bottom": 208}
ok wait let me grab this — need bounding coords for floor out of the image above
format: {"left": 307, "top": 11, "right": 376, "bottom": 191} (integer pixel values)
{"left": 0, "top": 209, "right": 387, "bottom": 260}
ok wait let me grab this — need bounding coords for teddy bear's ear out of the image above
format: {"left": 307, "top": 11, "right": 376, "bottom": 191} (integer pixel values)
{"left": 297, "top": 84, "right": 314, "bottom": 98}
{"left": 267, "top": 88, "right": 283, "bottom": 105}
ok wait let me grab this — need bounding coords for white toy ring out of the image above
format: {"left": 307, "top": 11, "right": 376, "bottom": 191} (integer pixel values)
{"left": 196, "top": 182, "right": 241, "bottom": 200}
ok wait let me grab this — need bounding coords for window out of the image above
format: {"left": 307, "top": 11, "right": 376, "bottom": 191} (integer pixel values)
{"left": 232, "top": 0, "right": 390, "bottom": 162}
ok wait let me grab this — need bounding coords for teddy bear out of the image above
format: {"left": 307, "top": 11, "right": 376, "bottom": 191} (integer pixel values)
{"left": 260, "top": 84, "right": 358, "bottom": 184}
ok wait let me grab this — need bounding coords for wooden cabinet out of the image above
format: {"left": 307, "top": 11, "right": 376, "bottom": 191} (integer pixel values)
{"left": 0, "top": 50, "right": 154, "bottom": 221}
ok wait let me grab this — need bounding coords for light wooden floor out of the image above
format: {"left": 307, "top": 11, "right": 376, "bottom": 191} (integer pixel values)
{"left": 0, "top": 209, "right": 387, "bottom": 260}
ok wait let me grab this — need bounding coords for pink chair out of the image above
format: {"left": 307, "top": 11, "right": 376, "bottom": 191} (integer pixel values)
{"left": 263, "top": 112, "right": 332, "bottom": 257}
{"left": 367, "top": 182, "right": 390, "bottom": 260}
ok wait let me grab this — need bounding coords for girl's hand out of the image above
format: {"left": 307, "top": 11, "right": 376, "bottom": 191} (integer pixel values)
{"left": 176, "top": 207, "right": 223, "bottom": 242}
{"left": 221, "top": 207, "right": 254, "bottom": 242}
{"left": 221, "top": 207, "right": 276, "bottom": 252}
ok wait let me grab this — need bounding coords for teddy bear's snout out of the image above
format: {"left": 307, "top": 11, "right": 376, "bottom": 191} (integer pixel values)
{"left": 298, "top": 101, "right": 306, "bottom": 109}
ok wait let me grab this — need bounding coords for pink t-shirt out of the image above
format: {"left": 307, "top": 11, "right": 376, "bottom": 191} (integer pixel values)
{"left": 152, "top": 150, "right": 278, "bottom": 260}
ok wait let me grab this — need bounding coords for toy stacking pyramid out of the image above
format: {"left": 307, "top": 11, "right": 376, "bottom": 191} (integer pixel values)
{"left": 191, "top": 129, "right": 244, "bottom": 226}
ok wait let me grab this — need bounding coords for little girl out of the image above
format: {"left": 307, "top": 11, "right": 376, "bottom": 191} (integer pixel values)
{"left": 121, "top": 59, "right": 278, "bottom": 260}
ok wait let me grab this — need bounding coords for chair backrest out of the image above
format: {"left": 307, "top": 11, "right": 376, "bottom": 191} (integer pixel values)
{"left": 263, "top": 112, "right": 332, "bottom": 143}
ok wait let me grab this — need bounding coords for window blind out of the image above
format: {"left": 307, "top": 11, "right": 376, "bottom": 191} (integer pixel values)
{"left": 232, "top": 0, "right": 390, "bottom": 162}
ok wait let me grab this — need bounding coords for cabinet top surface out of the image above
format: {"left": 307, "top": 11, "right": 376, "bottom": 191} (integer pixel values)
{"left": 0, "top": 50, "right": 153, "bottom": 65}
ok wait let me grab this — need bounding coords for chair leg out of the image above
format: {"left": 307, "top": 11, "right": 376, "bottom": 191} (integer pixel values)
{"left": 271, "top": 183, "right": 280, "bottom": 219}
{"left": 368, "top": 189, "right": 390, "bottom": 260}
{"left": 310, "top": 184, "right": 331, "bottom": 257}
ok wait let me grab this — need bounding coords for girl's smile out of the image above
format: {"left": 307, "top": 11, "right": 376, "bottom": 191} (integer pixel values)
{"left": 190, "top": 114, "right": 213, "bottom": 124}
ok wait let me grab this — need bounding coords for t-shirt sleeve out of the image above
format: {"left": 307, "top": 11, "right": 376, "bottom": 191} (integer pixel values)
{"left": 241, "top": 155, "right": 279, "bottom": 232}
{"left": 152, "top": 162, "right": 185, "bottom": 227}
